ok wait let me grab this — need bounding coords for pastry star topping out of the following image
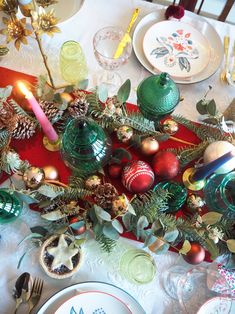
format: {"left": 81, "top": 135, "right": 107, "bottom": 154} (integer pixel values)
{"left": 47, "top": 234, "right": 79, "bottom": 271}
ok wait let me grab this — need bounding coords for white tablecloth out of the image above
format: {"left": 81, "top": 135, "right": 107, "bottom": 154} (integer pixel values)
{"left": 0, "top": 0, "right": 234, "bottom": 313}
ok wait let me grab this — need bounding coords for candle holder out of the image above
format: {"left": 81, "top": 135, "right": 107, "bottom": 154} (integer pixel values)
{"left": 0, "top": 189, "right": 22, "bottom": 224}
{"left": 182, "top": 168, "right": 206, "bottom": 191}
{"left": 43, "top": 136, "right": 61, "bottom": 152}
{"left": 203, "top": 171, "right": 235, "bottom": 217}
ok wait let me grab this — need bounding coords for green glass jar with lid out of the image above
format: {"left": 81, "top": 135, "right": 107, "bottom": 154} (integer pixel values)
{"left": 137, "top": 72, "right": 180, "bottom": 121}
{"left": 61, "top": 117, "right": 112, "bottom": 174}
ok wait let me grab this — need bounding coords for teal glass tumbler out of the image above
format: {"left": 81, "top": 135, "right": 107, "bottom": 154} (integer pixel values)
{"left": 61, "top": 117, "right": 112, "bottom": 174}
{"left": 154, "top": 181, "right": 187, "bottom": 213}
{"left": 203, "top": 171, "right": 235, "bottom": 217}
{"left": 119, "top": 249, "right": 156, "bottom": 284}
{"left": 0, "top": 189, "right": 22, "bottom": 224}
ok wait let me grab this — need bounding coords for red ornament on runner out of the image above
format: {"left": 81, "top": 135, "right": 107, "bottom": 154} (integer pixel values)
{"left": 122, "top": 160, "right": 155, "bottom": 193}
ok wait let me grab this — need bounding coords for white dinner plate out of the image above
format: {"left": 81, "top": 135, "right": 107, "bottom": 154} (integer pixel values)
{"left": 55, "top": 290, "right": 132, "bottom": 314}
{"left": 37, "top": 281, "right": 146, "bottom": 314}
{"left": 143, "top": 20, "right": 210, "bottom": 79}
{"left": 133, "top": 9, "right": 223, "bottom": 84}
{"left": 197, "top": 297, "right": 234, "bottom": 314}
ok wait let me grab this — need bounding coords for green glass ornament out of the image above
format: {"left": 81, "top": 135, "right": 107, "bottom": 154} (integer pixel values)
{"left": 59, "top": 40, "right": 88, "bottom": 84}
{"left": 203, "top": 171, "right": 235, "bottom": 218}
{"left": 61, "top": 117, "right": 112, "bottom": 174}
{"left": 137, "top": 72, "right": 180, "bottom": 121}
{"left": 0, "top": 189, "right": 22, "bottom": 224}
{"left": 154, "top": 181, "right": 187, "bottom": 213}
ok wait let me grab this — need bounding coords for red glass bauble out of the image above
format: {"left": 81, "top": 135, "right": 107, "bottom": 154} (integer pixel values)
{"left": 122, "top": 160, "right": 155, "bottom": 193}
{"left": 152, "top": 151, "right": 179, "bottom": 179}
{"left": 183, "top": 242, "right": 205, "bottom": 265}
{"left": 69, "top": 217, "right": 86, "bottom": 235}
{"left": 108, "top": 163, "right": 123, "bottom": 178}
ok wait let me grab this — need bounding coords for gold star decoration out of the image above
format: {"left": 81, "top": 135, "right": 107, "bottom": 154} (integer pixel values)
{"left": 47, "top": 234, "right": 79, "bottom": 270}
{"left": 0, "top": 17, "right": 32, "bottom": 50}
{"left": 31, "top": 7, "right": 60, "bottom": 37}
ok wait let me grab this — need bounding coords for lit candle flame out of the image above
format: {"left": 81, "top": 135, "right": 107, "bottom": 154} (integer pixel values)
{"left": 17, "top": 81, "right": 33, "bottom": 99}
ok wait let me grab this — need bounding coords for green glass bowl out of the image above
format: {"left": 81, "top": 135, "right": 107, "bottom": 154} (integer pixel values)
{"left": 137, "top": 73, "right": 180, "bottom": 121}
{"left": 0, "top": 189, "right": 22, "bottom": 224}
{"left": 61, "top": 117, "right": 112, "bottom": 174}
{"left": 154, "top": 181, "right": 187, "bottom": 213}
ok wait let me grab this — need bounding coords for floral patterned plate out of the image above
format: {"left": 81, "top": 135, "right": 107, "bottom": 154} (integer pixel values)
{"left": 197, "top": 297, "right": 233, "bottom": 314}
{"left": 55, "top": 290, "right": 132, "bottom": 314}
{"left": 143, "top": 20, "right": 210, "bottom": 79}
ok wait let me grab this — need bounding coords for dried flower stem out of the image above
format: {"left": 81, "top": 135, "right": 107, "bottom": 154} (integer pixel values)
{"left": 30, "top": 17, "right": 55, "bottom": 89}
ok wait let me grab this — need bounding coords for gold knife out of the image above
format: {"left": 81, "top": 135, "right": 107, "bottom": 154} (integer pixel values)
{"left": 114, "top": 8, "right": 140, "bottom": 59}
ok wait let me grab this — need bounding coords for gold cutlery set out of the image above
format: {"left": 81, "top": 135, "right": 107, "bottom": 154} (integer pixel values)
{"left": 220, "top": 36, "right": 235, "bottom": 85}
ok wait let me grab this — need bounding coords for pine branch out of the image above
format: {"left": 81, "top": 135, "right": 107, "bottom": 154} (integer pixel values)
{"left": 96, "top": 233, "right": 116, "bottom": 253}
{"left": 0, "top": 129, "right": 10, "bottom": 150}
{"left": 60, "top": 187, "right": 93, "bottom": 201}
{"left": 167, "top": 141, "right": 208, "bottom": 168}
{"left": 9, "top": 99, "right": 37, "bottom": 123}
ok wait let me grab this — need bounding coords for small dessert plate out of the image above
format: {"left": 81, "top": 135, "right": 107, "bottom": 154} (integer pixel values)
{"left": 143, "top": 20, "right": 210, "bottom": 79}
{"left": 55, "top": 290, "right": 132, "bottom": 314}
{"left": 197, "top": 297, "right": 233, "bottom": 314}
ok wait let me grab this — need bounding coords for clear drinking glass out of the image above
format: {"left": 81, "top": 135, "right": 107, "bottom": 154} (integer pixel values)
{"left": 119, "top": 249, "right": 156, "bottom": 284}
{"left": 93, "top": 26, "right": 132, "bottom": 94}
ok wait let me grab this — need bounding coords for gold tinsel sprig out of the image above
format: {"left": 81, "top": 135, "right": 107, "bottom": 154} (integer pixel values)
{"left": 36, "top": 0, "right": 58, "bottom": 8}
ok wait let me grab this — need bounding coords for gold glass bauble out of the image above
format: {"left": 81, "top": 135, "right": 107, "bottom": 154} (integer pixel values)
{"left": 161, "top": 119, "right": 179, "bottom": 135}
{"left": 141, "top": 137, "right": 159, "bottom": 155}
{"left": 42, "top": 165, "right": 59, "bottom": 181}
{"left": 23, "top": 166, "right": 45, "bottom": 189}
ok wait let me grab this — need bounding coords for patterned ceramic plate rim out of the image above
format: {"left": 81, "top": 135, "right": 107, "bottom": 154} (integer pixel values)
{"left": 143, "top": 20, "right": 210, "bottom": 79}
{"left": 196, "top": 296, "right": 234, "bottom": 314}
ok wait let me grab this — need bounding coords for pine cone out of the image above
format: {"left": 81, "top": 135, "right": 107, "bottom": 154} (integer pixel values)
{"left": 12, "top": 116, "right": 36, "bottom": 139}
{"left": 68, "top": 98, "right": 89, "bottom": 118}
{"left": 0, "top": 102, "right": 16, "bottom": 130}
{"left": 39, "top": 100, "right": 61, "bottom": 121}
{"left": 94, "top": 183, "right": 118, "bottom": 210}
{"left": 72, "top": 90, "right": 87, "bottom": 102}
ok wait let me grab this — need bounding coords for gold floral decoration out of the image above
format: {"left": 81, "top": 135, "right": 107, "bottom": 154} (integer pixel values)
{"left": 32, "top": 7, "right": 60, "bottom": 37}
{"left": 0, "top": 0, "right": 18, "bottom": 15}
{"left": 0, "top": 17, "right": 32, "bottom": 50}
{"left": 35, "top": 0, "right": 58, "bottom": 8}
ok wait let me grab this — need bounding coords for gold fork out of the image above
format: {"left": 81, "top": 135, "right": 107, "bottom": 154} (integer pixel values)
{"left": 27, "top": 277, "right": 44, "bottom": 314}
{"left": 220, "top": 36, "right": 230, "bottom": 83}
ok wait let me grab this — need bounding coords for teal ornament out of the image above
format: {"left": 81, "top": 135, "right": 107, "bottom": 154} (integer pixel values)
{"left": 0, "top": 189, "right": 22, "bottom": 224}
{"left": 154, "top": 181, "right": 187, "bottom": 213}
{"left": 137, "top": 72, "right": 180, "bottom": 121}
{"left": 61, "top": 117, "right": 112, "bottom": 174}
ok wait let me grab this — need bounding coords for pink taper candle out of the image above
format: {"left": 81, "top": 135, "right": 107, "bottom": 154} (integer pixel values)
{"left": 18, "top": 81, "right": 58, "bottom": 142}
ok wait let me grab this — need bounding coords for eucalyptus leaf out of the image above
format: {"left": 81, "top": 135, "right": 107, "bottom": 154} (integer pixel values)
{"left": 122, "top": 212, "right": 132, "bottom": 231}
{"left": 143, "top": 232, "right": 156, "bottom": 248}
{"left": 70, "top": 220, "right": 85, "bottom": 230}
{"left": 41, "top": 210, "right": 65, "bottom": 221}
{"left": 112, "top": 219, "right": 124, "bottom": 233}
{"left": 205, "top": 238, "right": 220, "bottom": 260}
{"left": 0, "top": 85, "right": 13, "bottom": 100}
{"left": 17, "top": 247, "right": 34, "bottom": 269}
{"left": 202, "top": 117, "right": 218, "bottom": 125}
{"left": 207, "top": 99, "right": 216, "bottom": 116}
{"left": 179, "top": 240, "right": 191, "bottom": 255}
{"left": 117, "top": 79, "right": 131, "bottom": 104}
{"left": 112, "top": 147, "right": 132, "bottom": 161}
{"left": 127, "top": 202, "right": 136, "bottom": 215}
{"left": 30, "top": 226, "right": 48, "bottom": 237}
{"left": 73, "top": 238, "right": 85, "bottom": 247}
{"left": 152, "top": 242, "right": 170, "bottom": 254}
{"left": 64, "top": 85, "right": 74, "bottom": 93}
{"left": 37, "top": 185, "right": 63, "bottom": 199}
{"left": 98, "top": 85, "right": 108, "bottom": 102}
{"left": 137, "top": 216, "right": 149, "bottom": 230}
{"left": 201, "top": 212, "right": 222, "bottom": 225}
{"left": 76, "top": 79, "right": 89, "bottom": 90}
{"left": 13, "top": 191, "right": 39, "bottom": 205}
{"left": 103, "top": 224, "right": 120, "bottom": 240}
{"left": 53, "top": 93, "right": 63, "bottom": 104}
{"left": 227, "top": 239, "right": 235, "bottom": 253}
{"left": 94, "top": 205, "right": 112, "bottom": 222}
{"left": 163, "top": 229, "right": 179, "bottom": 242}
{"left": 93, "top": 222, "right": 103, "bottom": 237}
{"left": 18, "top": 233, "right": 43, "bottom": 246}
{"left": 196, "top": 100, "right": 208, "bottom": 115}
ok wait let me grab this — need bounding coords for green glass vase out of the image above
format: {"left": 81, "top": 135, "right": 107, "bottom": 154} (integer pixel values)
{"left": 59, "top": 40, "right": 88, "bottom": 84}
{"left": 137, "top": 73, "right": 180, "bottom": 121}
{"left": 203, "top": 171, "right": 235, "bottom": 218}
{"left": 154, "top": 181, "right": 187, "bottom": 213}
{"left": 61, "top": 117, "right": 112, "bottom": 174}
{"left": 0, "top": 189, "right": 22, "bottom": 224}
